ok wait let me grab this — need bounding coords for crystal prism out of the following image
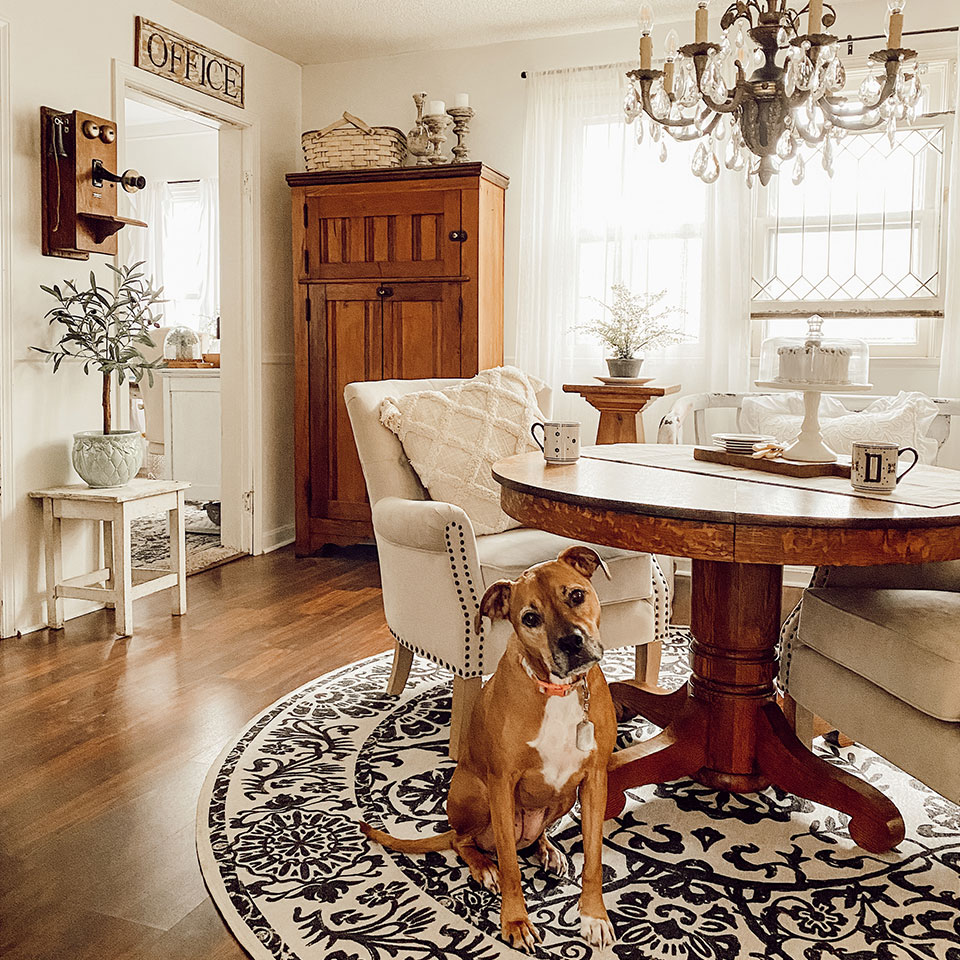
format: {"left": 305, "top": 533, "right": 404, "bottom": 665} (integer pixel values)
{"left": 691, "top": 141, "right": 710, "bottom": 177}
{"left": 859, "top": 75, "right": 882, "bottom": 105}
{"left": 822, "top": 135, "right": 834, "bottom": 177}
{"left": 792, "top": 153, "right": 805, "bottom": 185}
{"left": 776, "top": 129, "right": 797, "bottom": 160}
{"left": 659, "top": 140, "right": 668, "bottom": 163}
{"left": 886, "top": 115, "right": 897, "bottom": 148}
{"left": 702, "top": 150, "right": 721, "bottom": 183}
{"left": 796, "top": 55, "right": 814, "bottom": 91}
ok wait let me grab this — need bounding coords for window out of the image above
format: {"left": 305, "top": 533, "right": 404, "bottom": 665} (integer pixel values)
{"left": 751, "top": 58, "right": 953, "bottom": 358}
{"left": 162, "top": 181, "right": 212, "bottom": 331}
{"left": 574, "top": 119, "right": 706, "bottom": 359}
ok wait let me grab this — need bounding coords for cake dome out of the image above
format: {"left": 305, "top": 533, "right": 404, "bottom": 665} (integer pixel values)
{"left": 757, "top": 315, "right": 869, "bottom": 387}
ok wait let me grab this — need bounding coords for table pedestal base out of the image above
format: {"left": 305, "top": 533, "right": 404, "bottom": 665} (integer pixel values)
{"left": 606, "top": 559, "right": 906, "bottom": 854}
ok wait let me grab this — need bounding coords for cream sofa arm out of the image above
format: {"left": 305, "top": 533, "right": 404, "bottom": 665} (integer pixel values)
{"left": 372, "top": 496, "right": 476, "bottom": 553}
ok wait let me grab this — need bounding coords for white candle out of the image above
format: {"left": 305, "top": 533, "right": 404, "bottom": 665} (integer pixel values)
{"left": 454, "top": 92, "right": 470, "bottom": 108}
{"left": 695, "top": 3, "right": 709, "bottom": 43}
{"left": 427, "top": 99, "right": 445, "bottom": 116}
{"left": 808, "top": 0, "right": 823, "bottom": 34}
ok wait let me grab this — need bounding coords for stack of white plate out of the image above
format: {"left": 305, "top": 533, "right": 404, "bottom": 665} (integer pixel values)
{"left": 712, "top": 433, "right": 775, "bottom": 455}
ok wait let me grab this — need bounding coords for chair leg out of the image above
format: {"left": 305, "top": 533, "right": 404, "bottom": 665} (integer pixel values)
{"left": 386, "top": 641, "right": 414, "bottom": 696}
{"left": 782, "top": 693, "right": 816, "bottom": 750}
{"left": 634, "top": 641, "right": 662, "bottom": 685}
{"left": 450, "top": 675, "right": 483, "bottom": 761}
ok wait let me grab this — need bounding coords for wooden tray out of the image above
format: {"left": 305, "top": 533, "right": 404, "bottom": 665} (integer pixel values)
{"left": 694, "top": 446, "right": 851, "bottom": 478}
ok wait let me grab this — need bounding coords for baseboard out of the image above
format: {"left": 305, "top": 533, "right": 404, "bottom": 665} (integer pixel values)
{"left": 673, "top": 557, "right": 812, "bottom": 589}
{"left": 262, "top": 523, "right": 295, "bottom": 554}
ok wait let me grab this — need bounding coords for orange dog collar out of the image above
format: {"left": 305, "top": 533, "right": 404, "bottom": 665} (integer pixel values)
{"left": 520, "top": 656, "right": 579, "bottom": 697}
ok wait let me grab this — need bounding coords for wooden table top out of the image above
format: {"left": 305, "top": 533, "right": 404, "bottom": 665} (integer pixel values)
{"left": 29, "top": 479, "right": 191, "bottom": 503}
{"left": 493, "top": 444, "right": 960, "bottom": 567}
{"left": 562, "top": 382, "right": 681, "bottom": 398}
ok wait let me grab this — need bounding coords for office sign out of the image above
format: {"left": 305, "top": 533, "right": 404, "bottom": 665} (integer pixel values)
{"left": 135, "top": 17, "right": 245, "bottom": 108}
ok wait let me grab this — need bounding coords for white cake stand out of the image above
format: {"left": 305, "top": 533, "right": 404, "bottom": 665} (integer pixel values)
{"left": 754, "top": 380, "right": 873, "bottom": 463}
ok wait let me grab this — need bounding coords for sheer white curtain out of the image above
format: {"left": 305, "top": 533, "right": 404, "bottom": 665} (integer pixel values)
{"left": 124, "top": 179, "right": 171, "bottom": 294}
{"left": 196, "top": 178, "right": 220, "bottom": 327}
{"left": 939, "top": 36, "right": 960, "bottom": 398}
{"left": 516, "top": 62, "right": 752, "bottom": 429}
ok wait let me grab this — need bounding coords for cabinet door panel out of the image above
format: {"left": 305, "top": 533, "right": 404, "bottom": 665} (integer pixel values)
{"left": 308, "top": 283, "right": 382, "bottom": 521}
{"left": 305, "top": 190, "right": 461, "bottom": 279}
{"left": 382, "top": 284, "right": 462, "bottom": 380}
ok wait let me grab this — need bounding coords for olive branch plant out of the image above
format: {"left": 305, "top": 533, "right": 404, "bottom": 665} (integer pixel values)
{"left": 580, "top": 283, "right": 688, "bottom": 359}
{"left": 32, "top": 261, "right": 165, "bottom": 436}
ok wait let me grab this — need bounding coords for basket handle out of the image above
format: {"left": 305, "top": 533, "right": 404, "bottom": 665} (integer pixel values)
{"left": 317, "top": 111, "right": 376, "bottom": 137}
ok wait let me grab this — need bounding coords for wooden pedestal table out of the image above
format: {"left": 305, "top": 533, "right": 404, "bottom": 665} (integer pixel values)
{"left": 562, "top": 382, "right": 680, "bottom": 443}
{"left": 30, "top": 479, "right": 190, "bottom": 637}
{"left": 492, "top": 443, "right": 960, "bottom": 853}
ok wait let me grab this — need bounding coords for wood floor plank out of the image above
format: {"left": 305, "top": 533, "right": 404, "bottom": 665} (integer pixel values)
{"left": 0, "top": 545, "right": 392, "bottom": 959}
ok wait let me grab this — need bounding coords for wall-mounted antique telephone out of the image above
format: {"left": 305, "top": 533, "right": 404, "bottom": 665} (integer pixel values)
{"left": 41, "top": 107, "right": 148, "bottom": 259}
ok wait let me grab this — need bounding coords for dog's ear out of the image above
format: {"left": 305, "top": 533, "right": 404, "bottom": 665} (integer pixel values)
{"left": 558, "top": 546, "right": 612, "bottom": 581}
{"left": 476, "top": 579, "right": 512, "bottom": 633}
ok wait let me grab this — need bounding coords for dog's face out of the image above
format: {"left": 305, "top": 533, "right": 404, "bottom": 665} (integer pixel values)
{"left": 478, "top": 546, "right": 608, "bottom": 681}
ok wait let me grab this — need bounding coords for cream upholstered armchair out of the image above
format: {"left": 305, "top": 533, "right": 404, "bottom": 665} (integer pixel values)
{"left": 781, "top": 561, "right": 960, "bottom": 804}
{"left": 345, "top": 377, "right": 672, "bottom": 758}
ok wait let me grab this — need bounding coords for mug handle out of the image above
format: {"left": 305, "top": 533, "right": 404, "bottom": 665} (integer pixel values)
{"left": 531, "top": 422, "right": 545, "bottom": 453}
{"left": 897, "top": 446, "right": 919, "bottom": 481}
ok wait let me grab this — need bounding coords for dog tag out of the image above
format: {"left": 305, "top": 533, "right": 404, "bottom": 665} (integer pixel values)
{"left": 576, "top": 719, "right": 595, "bottom": 752}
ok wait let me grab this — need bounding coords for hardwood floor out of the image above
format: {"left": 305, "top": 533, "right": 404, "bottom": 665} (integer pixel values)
{"left": 0, "top": 545, "right": 392, "bottom": 960}
{"left": 0, "top": 549, "right": 805, "bottom": 959}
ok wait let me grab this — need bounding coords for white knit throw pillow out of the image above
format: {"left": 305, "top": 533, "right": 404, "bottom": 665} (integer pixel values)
{"left": 379, "top": 367, "right": 546, "bottom": 535}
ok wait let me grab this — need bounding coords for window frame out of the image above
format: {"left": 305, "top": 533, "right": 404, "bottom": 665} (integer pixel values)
{"left": 749, "top": 55, "right": 956, "bottom": 361}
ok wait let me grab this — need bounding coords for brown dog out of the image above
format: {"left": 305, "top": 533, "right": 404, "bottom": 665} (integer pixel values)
{"left": 360, "top": 546, "right": 617, "bottom": 951}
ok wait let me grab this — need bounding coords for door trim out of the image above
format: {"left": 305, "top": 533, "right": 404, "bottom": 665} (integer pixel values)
{"left": 0, "top": 18, "right": 14, "bottom": 637}
{"left": 112, "top": 59, "right": 262, "bottom": 555}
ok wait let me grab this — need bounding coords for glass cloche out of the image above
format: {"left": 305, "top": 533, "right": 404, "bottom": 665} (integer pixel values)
{"left": 163, "top": 325, "right": 201, "bottom": 363}
{"left": 757, "top": 315, "right": 870, "bottom": 388}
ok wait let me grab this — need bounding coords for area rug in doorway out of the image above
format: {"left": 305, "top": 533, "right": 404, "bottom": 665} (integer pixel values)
{"left": 196, "top": 630, "right": 960, "bottom": 960}
{"left": 131, "top": 501, "right": 243, "bottom": 575}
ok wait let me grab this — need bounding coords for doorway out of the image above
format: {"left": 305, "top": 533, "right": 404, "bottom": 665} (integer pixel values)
{"left": 115, "top": 80, "right": 255, "bottom": 572}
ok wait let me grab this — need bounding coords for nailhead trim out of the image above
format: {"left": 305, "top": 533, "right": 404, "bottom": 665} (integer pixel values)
{"left": 777, "top": 564, "right": 831, "bottom": 691}
{"left": 444, "top": 520, "right": 484, "bottom": 673}
{"left": 388, "top": 628, "right": 482, "bottom": 678}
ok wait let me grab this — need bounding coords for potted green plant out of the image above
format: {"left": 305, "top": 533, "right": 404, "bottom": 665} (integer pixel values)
{"left": 33, "top": 262, "right": 164, "bottom": 487}
{"left": 580, "top": 283, "right": 687, "bottom": 378}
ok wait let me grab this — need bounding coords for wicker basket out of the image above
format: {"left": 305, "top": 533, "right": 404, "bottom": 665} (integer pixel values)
{"left": 302, "top": 111, "right": 406, "bottom": 171}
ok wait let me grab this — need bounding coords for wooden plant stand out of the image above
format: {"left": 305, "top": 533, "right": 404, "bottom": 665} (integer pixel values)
{"left": 563, "top": 382, "right": 680, "bottom": 443}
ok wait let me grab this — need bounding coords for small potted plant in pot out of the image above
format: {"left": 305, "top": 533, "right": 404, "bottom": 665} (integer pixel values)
{"left": 580, "top": 283, "right": 687, "bottom": 378}
{"left": 33, "top": 262, "right": 164, "bottom": 488}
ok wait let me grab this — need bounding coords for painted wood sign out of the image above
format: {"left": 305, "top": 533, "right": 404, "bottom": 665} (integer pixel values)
{"left": 135, "top": 17, "right": 244, "bottom": 108}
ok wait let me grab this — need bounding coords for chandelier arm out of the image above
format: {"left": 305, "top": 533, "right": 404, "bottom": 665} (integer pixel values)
{"left": 638, "top": 81, "right": 697, "bottom": 129}
{"left": 701, "top": 74, "right": 747, "bottom": 115}
{"left": 664, "top": 109, "right": 722, "bottom": 142}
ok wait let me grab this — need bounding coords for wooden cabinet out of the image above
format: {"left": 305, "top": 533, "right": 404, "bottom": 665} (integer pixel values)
{"left": 287, "top": 163, "right": 508, "bottom": 553}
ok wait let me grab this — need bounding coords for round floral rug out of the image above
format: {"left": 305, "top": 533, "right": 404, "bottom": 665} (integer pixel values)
{"left": 197, "top": 629, "right": 960, "bottom": 960}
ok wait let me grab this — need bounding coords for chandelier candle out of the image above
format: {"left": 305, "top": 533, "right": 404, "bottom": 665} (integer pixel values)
{"left": 623, "top": 0, "right": 927, "bottom": 187}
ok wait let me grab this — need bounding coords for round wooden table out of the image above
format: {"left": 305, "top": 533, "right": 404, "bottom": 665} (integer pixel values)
{"left": 492, "top": 444, "right": 960, "bottom": 853}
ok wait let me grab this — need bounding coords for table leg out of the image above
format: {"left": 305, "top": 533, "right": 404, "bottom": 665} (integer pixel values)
{"left": 169, "top": 490, "right": 187, "bottom": 616}
{"left": 102, "top": 520, "right": 115, "bottom": 609}
{"left": 42, "top": 498, "right": 64, "bottom": 629}
{"left": 112, "top": 503, "right": 133, "bottom": 637}
{"left": 606, "top": 558, "right": 905, "bottom": 852}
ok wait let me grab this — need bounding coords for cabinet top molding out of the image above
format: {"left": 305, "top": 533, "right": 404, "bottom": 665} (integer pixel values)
{"left": 286, "top": 162, "right": 509, "bottom": 190}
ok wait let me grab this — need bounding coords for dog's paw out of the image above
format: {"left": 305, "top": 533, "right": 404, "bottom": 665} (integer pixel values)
{"left": 501, "top": 917, "right": 539, "bottom": 953}
{"left": 536, "top": 838, "right": 568, "bottom": 878}
{"left": 476, "top": 863, "right": 501, "bottom": 894}
{"left": 580, "top": 912, "right": 616, "bottom": 950}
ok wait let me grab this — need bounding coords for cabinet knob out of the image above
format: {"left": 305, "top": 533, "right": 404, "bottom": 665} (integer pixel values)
{"left": 448, "top": 229, "right": 468, "bottom": 242}
{"left": 376, "top": 286, "right": 394, "bottom": 297}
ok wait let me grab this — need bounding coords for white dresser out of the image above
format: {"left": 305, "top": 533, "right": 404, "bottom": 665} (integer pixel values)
{"left": 156, "top": 368, "right": 221, "bottom": 501}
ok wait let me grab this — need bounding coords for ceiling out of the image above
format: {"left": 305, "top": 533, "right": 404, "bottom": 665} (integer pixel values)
{"left": 125, "top": 96, "right": 219, "bottom": 138}
{"left": 172, "top": 0, "right": 694, "bottom": 66}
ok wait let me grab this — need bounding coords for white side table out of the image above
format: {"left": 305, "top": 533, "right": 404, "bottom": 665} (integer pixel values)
{"left": 29, "top": 479, "right": 191, "bottom": 637}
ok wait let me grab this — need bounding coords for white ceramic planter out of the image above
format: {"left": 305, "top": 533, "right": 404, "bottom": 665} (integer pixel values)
{"left": 72, "top": 430, "right": 143, "bottom": 487}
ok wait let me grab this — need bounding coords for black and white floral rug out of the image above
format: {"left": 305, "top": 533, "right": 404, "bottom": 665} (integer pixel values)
{"left": 196, "top": 630, "right": 960, "bottom": 960}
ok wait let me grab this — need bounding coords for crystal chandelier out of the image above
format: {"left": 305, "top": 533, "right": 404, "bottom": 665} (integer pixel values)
{"left": 623, "top": 0, "right": 927, "bottom": 186}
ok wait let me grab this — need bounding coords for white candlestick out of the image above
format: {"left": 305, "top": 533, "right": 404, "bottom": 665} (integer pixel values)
{"left": 427, "top": 99, "right": 445, "bottom": 115}
{"left": 454, "top": 92, "right": 470, "bottom": 108}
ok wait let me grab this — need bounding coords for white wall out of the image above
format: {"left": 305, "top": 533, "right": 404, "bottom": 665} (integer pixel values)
{"left": 301, "top": 0, "right": 958, "bottom": 436}
{"left": 126, "top": 128, "right": 219, "bottom": 183}
{"left": 2, "top": 0, "right": 301, "bottom": 634}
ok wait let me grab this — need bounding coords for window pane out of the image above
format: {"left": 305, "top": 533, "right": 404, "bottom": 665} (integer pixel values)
{"left": 761, "top": 315, "right": 919, "bottom": 345}
{"left": 752, "top": 125, "right": 945, "bottom": 305}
